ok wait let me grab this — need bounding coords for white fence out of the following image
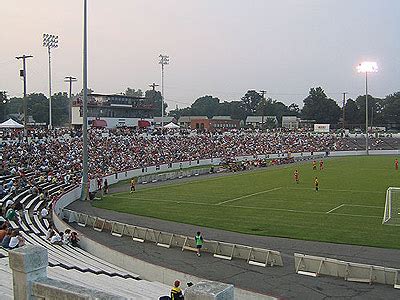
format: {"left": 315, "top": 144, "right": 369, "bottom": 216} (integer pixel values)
{"left": 295, "top": 253, "right": 400, "bottom": 289}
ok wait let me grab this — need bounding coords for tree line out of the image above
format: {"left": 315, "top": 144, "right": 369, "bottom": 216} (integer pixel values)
{"left": 1, "top": 87, "right": 399, "bottom": 128}
{"left": 169, "top": 87, "right": 400, "bottom": 129}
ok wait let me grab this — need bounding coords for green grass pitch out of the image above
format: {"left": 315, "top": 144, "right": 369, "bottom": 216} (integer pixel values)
{"left": 95, "top": 156, "right": 400, "bottom": 249}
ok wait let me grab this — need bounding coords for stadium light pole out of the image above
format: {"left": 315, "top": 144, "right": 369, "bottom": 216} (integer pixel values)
{"left": 43, "top": 33, "right": 59, "bottom": 130}
{"left": 159, "top": 54, "right": 169, "bottom": 128}
{"left": 357, "top": 61, "right": 378, "bottom": 156}
{"left": 80, "top": 0, "right": 89, "bottom": 201}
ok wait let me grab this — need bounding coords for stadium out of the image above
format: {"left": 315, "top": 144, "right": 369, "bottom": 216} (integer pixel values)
{"left": 1, "top": 128, "right": 400, "bottom": 299}
{"left": 1, "top": 1, "right": 400, "bottom": 300}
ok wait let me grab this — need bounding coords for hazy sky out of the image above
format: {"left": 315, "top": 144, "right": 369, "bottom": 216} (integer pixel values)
{"left": 1, "top": 0, "right": 399, "bottom": 109}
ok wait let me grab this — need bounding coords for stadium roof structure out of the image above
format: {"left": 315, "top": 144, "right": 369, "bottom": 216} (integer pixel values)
{"left": 0, "top": 118, "right": 24, "bottom": 128}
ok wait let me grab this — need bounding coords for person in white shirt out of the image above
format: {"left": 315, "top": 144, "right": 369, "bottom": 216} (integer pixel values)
{"left": 8, "top": 230, "right": 25, "bottom": 249}
{"left": 5, "top": 199, "right": 14, "bottom": 209}
{"left": 40, "top": 207, "right": 48, "bottom": 219}
{"left": 63, "top": 228, "right": 71, "bottom": 245}
{"left": 50, "top": 231, "right": 63, "bottom": 245}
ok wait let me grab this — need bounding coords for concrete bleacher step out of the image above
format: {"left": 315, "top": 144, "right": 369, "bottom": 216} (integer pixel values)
{"left": 63, "top": 245, "right": 140, "bottom": 279}
{"left": 49, "top": 267, "right": 154, "bottom": 300}
{"left": 23, "top": 232, "right": 141, "bottom": 280}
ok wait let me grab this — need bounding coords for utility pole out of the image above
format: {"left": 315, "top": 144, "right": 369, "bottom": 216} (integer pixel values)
{"left": 149, "top": 82, "right": 159, "bottom": 91}
{"left": 342, "top": 92, "right": 347, "bottom": 131}
{"left": 259, "top": 90, "right": 266, "bottom": 129}
{"left": 65, "top": 76, "right": 77, "bottom": 127}
{"left": 16, "top": 54, "right": 33, "bottom": 138}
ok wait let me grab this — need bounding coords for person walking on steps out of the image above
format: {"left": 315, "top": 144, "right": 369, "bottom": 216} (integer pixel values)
{"left": 195, "top": 231, "right": 204, "bottom": 257}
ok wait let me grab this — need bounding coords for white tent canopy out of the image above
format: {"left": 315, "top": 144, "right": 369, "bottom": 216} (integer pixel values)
{"left": 163, "top": 122, "right": 180, "bottom": 129}
{"left": 0, "top": 118, "right": 24, "bottom": 129}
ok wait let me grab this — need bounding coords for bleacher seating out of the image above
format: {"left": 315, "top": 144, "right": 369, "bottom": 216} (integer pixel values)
{"left": 0, "top": 172, "right": 171, "bottom": 300}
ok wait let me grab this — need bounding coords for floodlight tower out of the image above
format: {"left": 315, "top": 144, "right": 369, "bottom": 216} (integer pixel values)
{"left": 357, "top": 61, "right": 378, "bottom": 155}
{"left": 43, "top": 33, "right": 59, "bottom": 129}
{"left": 159, "top": 54, "right": 169, "bottom": 128}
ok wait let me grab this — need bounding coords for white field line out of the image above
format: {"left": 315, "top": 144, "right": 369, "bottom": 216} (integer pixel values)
{"left": 216, "top": 187, "right": 282, "bottom": 205}
{"left": 287, "top": 187, "right": 384, "bottom": 194}
{"left": 326, "top": 204, "right": 345, "bottom": 214}
{"left": 108, "top": 196, "right": 382, "bottom": 218}
{"left": 345, "top": 204, "right": 383, "bottom": 209}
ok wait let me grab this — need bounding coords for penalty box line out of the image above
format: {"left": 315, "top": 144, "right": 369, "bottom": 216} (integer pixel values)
{"left": 325, "top": 203, "right": 383, "bottom": 214}
{"left": 326, "top": 204, "right": 345, "bottom": 214}
{"left": 216, "top": 187, "right": 282, "bottom": 205}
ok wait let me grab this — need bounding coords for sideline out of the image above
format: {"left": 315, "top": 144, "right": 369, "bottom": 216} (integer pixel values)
{"left": 288, "top": 187, "right": 384, "bottom": 194}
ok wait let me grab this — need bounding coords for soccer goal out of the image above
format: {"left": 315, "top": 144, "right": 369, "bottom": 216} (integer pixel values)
{"left": 382, "top": 187, "right": 400, "bottom": 225}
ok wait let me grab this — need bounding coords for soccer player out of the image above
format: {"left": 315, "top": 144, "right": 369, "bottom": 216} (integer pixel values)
{"left": 294, "top": 170, "right": 299, "bottom": 184}
{"left": 195, "top": 231, "right": 204, "bottom": 257}
{"left": 319, "top": 160, "right": 324, "bottom": 170}
{"left": 130, "top": 178, "right": 136, "bottom": 193}
{"left": 312, "top": 160, "right": 317, "bottom": 170}
{"left": 395, "top": 159, "right": 398, "bottom": 170}
{"left": 314, "top": 177, "right": 319, "bottom": 191}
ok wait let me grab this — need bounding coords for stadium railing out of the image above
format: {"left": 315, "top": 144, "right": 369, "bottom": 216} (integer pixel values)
{"left": 294, "top": 253, "right": 400, "bottom": 289}
{"left": 63, "top": 209, "right": 284, "bottom": 267}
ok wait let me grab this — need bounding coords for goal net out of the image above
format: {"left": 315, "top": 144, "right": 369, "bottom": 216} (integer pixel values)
{"left": 382, "top": 187, "right": 400, "bottom": 225}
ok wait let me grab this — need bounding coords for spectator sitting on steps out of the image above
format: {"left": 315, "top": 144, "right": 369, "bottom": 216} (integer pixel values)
{"left": 171, "top": 280, "right": 184, "bottom": 300}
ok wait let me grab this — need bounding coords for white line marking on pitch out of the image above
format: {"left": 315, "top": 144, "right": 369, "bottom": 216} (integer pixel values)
{"left": 288, "top": 187, "right": 384, "bottom": 194}
{"left": 216, "top": 187, "right": 282, "bottom": 205}
{"left": 107, "top": 196, "right": 381, "bottom": 218}
{"left": 326, "top": 204, "right": 345, "bottom": 214}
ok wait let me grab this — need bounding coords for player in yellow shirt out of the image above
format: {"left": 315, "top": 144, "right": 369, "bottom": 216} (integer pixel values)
{"left": 314, "top": 177, "right": 319, "bottom": 191}
{"left": 293, "top": 170, "right": 299, "bottom": 184}
{"left": 130, "top": 178, "right": 136, "bottom": 193}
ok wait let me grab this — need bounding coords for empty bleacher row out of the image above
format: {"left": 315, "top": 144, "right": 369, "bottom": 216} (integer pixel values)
{"left": 0, "top": 172, "right": 171, "bottom": 299}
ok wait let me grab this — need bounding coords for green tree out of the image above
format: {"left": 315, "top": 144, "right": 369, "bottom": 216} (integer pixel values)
{"left": 379, "top": 92, "right": 400, "bottom": 127}
{"left": 51, "top": 92, "right": 70, "bottom": 125}
{"left": 288, "top": 103, "right": 300, "bottom": 116}
{"left": 144, "top": 89, "right": 166, "bottom": 117}
{"left": 344, "top": 99, "right": 361, "bottom": 127}
{"left": 124, "top": 88, "right": 143, "bottom": 98}
{"left": 355, "top": 95, "right": 382, "bottom": 127}
{"left": 190, "top": 95, "right": 220, "bottom": 118}
{"left": 301, "top": 87, "right": 341, "bottom": 124}
{"left": 241, "top": 90, "right": 263, "bottom": 115}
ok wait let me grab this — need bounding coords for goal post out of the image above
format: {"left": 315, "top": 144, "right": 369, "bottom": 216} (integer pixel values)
{"left": 382, "top": 187, "right": 400, "bottom": 225}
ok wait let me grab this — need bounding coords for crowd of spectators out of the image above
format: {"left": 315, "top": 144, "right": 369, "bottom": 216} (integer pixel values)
{"left": 1, "top": 128, "right": 399, "bottom": 191}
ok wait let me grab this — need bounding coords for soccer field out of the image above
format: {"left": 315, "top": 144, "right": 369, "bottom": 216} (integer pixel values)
{"left": 95, "top": 156, "right": 400, "bottom": 249}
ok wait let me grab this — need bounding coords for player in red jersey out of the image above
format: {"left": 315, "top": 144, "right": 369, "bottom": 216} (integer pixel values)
{"left": 395, "top": 158, "right": 399, "bottom": 170}
{"left": 319, "top": 160, "right": 324, "bottom": 170}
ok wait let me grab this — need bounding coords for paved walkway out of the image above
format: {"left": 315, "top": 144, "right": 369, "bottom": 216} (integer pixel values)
{"left": 67, "top": 169, "right": 400, "bottom": 300}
